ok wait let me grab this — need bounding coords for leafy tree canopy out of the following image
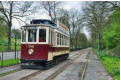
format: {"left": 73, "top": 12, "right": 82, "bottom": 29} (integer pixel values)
{"left": 103, "top": 9, "right": 120, "bottom": 52}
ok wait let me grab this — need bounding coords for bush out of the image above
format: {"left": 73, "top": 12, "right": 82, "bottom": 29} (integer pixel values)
{"left": 103, "top": 9, "right": 120, "bottom": 55}
{"left": 93, "top": 49, "right": 120, "bottom": 80}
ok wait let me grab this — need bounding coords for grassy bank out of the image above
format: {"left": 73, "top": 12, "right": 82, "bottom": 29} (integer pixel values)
{"left": 0, "top": 58, "right": 20, "bottom": 67}
{"left": 93, "top": 49, "right": 120, "bottom": 80}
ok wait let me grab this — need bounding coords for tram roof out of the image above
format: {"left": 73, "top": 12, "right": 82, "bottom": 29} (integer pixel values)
{"left": 22, "top": 19, "right": 69, "bottom": 36}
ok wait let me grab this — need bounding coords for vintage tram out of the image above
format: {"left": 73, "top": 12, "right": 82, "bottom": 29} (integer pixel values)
{"left": 20, "top": 19, "right": 70, "bottom": 69}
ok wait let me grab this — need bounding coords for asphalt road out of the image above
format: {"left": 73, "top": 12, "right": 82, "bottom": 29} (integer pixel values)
{"left": 0, "top": 51, "right": 21, "bottom": 60}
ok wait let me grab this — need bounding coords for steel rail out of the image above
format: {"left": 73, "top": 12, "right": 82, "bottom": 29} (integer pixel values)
{"left": 18, "top": 50, "right": 83, "bottom": 80}
{"left": 45, "top": 51, "right": 87, "bottom": 80}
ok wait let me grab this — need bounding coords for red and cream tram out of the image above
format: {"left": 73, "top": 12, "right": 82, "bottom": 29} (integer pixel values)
{"left": 20, "top": 19, "right": 70, "bottom": 68}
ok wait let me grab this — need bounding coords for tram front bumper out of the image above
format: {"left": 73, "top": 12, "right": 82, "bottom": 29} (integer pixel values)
{"left": 20, "top": 59, "right": 47, "bottom": 63}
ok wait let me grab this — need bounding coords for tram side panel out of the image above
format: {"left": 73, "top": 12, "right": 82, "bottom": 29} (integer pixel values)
{"left": 52, "top": 47, "right": 69, "bottom": 57}
{"left": 21, "top": 44, "right": 49, "bottom": 63}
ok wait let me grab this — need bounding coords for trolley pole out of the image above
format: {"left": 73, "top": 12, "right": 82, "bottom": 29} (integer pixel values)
{"left": 98, "top": 17, "right": 100, "bottom": 51}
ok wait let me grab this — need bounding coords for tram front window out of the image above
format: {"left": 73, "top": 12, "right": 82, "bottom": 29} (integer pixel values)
{"left": 39, "top": 29, "right": 46, "bottom": 42}
{"left": 22, "top": 30, "right": 26, "bottom": 42}
{"left": 28, "top": 29, "right": 37, "bottom": 42}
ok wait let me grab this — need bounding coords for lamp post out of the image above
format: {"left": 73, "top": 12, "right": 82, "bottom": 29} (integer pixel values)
{"left": 98, "top": 17, "right": 100, "bottom": 51}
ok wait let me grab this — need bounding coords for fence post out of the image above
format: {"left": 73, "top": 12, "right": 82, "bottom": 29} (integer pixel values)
{"left": 1, "top": 52, "right": 3, "bottom": 67}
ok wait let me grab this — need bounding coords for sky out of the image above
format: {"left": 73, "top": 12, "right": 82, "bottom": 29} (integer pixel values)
{"left": 12, "top": 1, "right": 90, "bottom": 39}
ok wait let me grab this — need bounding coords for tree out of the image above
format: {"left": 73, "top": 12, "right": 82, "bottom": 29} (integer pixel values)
{"left": 12, "top": 29, "right": 21, "bottom": 39}
{"left": 68, "top": 9, "right": 83, "bottom": 49}
{"left": 38, "top": 1, "right": 64, "bottom": 22}
{"left": 78, "top": 33, "right": 88, "bottom": 48}
{"left": 81, "top": 1, "right": 119, "bottom": 49}
{"left": 103, "top": 9, "right": 120, "bottom": 54}
{"left": 0, "top": 1, "right": 35, "bottom": 50}
{"left": 0, "top": 15, "right": 7, "bottom": 40}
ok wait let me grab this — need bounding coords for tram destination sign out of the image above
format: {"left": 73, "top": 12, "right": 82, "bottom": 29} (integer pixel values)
{"left": 26, "top": 26, "right": 36, "bottom": 29}
{"left": 57, "top": 20, "right": 69, "bottom": 34}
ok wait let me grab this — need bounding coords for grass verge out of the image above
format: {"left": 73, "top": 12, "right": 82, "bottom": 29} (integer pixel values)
{"left": 0, "top": 68, "right": 21, "bottom": 77}
{"left": 93, "top": 49, "right": 120, "bottom": 80}
{"left": 0, "top": 58, "right": 20, "bottom": 67}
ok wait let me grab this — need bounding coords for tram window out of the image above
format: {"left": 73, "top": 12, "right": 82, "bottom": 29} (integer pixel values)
{"left": 67, "top": 37, "right": 69, "bottom": 46}
{"left": 51, "top": 31, "right": 52, "bottom": 44}
{"left": 61, "top": 35, "right": 63, "bottom": 45}
{"left": 62, "top": 35, "right": 64, "bottom": 45}
{"left": 66, "top": 37, "right": 68, "bottom": 46}
{"left": 48, "top": 30, "right": 50, "bottom": 44}
{"left": 22, "top": 30, "right": 26, "bottom": 42}
{"left": 60, "top": 34, "right": 62, "bottom": 45}
{"left": 39, "top": 29, "right": 46, "bottom": 42}
{"left": 57, "top": 33, "right": 59, "bottom": 45}
{"left": 49, "top": 30, "right": 52, "bottom": 44}
{"left": 64, "top": 36, "right": 65, "bottom": 45}
{"left": 28, "top": 29, "right": 36, "bottom": 42}
{"left": 65, "top": 36, "right": 67, "bottom": 45}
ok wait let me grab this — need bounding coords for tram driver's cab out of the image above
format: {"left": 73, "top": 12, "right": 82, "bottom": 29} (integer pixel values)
{"left": 21, "top": 19, "right": 54, "bottom": 45}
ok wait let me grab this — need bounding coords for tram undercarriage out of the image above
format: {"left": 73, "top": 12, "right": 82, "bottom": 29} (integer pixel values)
{"left": 20, "top": 54, "right": 69, "bottom": 69}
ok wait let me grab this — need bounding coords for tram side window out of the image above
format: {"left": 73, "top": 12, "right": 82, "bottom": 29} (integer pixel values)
{"left": 60, "top": 34, "right": 62, "bottom": 45}
{"left": 62, "top": 35, "right": 64, "bottom": 45}
{"left": 49, "top": 30, "right": 50, "bottom": 44}
{"left": 66, "top": 37, "right": 68, "bottom": 46}
{"left": 57, "top": 33, "right": 59, "bottom": 45}
{"left": 65, "top": 36, "right": 67, "bottom": 46}
{"left": 39, "top": 29, "right": 46, "bottom": 42}
{"left": 49, "top": 30, "right": 52, "bottom": 44}
{"left": 63, "top": 35, "right": 65, "bottom": 45}
{"left": 28, "top": 29, "right": 36, "bottom": 42}
{"left": 51, "top": 31, "right": 53, "bottom": 44}
{"left": 67, "top": 37, "right": 69, "bottom": 46}
{"left": 22, "top": 30, "right": 26, "bottom": 42}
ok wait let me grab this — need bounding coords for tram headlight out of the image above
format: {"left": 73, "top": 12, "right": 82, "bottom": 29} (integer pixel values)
{"left": 28, "top": 49, "right": 34, "bottom": 55}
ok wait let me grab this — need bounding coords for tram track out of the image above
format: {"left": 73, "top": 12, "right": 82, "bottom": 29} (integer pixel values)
{"left": 45, "top": 50, "right": 89, "bottom": 80}
{"left": 18, "top": 50, "right": 85, "bottom": 80}
{"left": 19, "top": 49, "right": 89, "bottom": 80}
{"left": 0, "top": 49, "right": 88, "bottom": 80}
{"left": 45, "top": 55, "right": 82, "bottom": 80}
{"left": 19, "top": 70, "right": 44, "bottom": 80}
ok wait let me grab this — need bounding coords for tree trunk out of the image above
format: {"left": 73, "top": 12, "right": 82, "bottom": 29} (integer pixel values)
{"left": 7, "top": 1, "right": 13, "bottom": 51}
{"left": 7, "top": 22, "right": 12, "bottom": 51}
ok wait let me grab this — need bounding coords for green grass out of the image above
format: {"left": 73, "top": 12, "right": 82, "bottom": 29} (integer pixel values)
{"left": 0, "top": 58, "right": 20, "bottom": 67}
{"left": 0, "top": 45, "right": 21, "bottom": 52}
{"left": 0, "top": 37, "right": 21, "bottom": 52}
{"left": 93, "top": 49, "right": 120, "bottom": 80}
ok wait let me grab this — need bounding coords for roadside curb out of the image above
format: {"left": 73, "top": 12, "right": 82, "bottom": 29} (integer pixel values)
{"left": 80, "top": 50, "right": 90, "bottom": 80}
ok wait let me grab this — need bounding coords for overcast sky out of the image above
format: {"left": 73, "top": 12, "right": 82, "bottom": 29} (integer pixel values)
{"left": 12, "top": 1, "right": 90, "bottom": 39}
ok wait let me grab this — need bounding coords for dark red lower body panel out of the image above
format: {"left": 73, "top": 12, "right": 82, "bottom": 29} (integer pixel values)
{"left": 21, "top": 44, "right": 69, "bottom": 63}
